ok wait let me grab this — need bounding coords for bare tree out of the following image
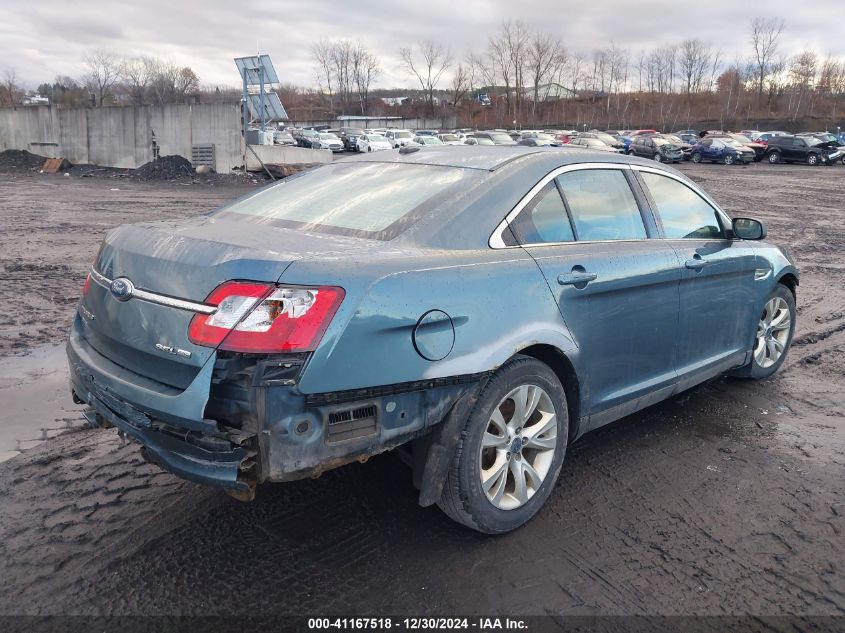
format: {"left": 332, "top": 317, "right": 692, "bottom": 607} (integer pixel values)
{"left": 312, "top": 39, "right": 336, "bottom": 110}
{"left": 122, "top": 57, "right": 155, "bottom": 105}
{"left": 450, "top": 63, "right": 471, "bottom": 106}
{"left": 750, "top": 16, "right": 785, "bottom": 98}
{"left": 147, "top": 60, "right": 200, "bottom": 105}
{"left": 2, "top": 68, "right": 18, "bottom": 106}
{"left": 83, "top": 50, "right": 122, "bottom": 106}
{"left": 679, "top": 39, "right": 712, "bottom": 94}
{"left": 526, "top": 30, "right": 566, "bottom": 122}
{"left": 351, "top": 42, "right": 380, "bottom": 114}
{"left": 784, "top": 51, "right": 814, "bottom": 119}
{"left": 399, "top": 39, "right": 453, "bottom": 111}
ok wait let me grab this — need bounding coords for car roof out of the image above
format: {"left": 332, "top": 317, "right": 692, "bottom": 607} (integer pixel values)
{"left": 337, "top": 145, "right": 662, "bottom": 172}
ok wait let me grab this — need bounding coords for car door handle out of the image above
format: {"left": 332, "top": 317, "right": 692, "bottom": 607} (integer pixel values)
{"left": 558, "top": 271, "right": 597, "bottom": 286}
{"left": 685, "top": 256, "right": 708, "bottom": 270}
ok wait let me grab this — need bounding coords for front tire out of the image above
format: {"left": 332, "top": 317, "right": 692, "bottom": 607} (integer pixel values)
{"left": 807, "top": 153, "right": 819, "bottom": 166}
{"left": 735, "top": 285, "right": 796, "bottom": 379}
{"left": 653, "top": 153, "right": 663, "bottom": 162}
{"left": 437, "top": 356, "right": 568, "bottom": 534}
{"left": 691, "top": 152, "right": 702, "bottom": 163}
{"left": 724, "top": 154, "right": 735, "bottom": 165}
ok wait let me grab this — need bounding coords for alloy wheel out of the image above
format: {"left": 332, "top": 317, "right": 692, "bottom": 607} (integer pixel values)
{"left": 654, "top": 153, "right": 662, "bottom": 162}
{"left": 754, "top": 297, "right": 791, "bottom": 368}
{"left": 692, "top": 153, "right": 702, "bottom": 163}
{"left": 479, "top": 384, "right": 558, "bottom": 510}
{"left": 724, "top": 154, "right": 734, "bottom": 165}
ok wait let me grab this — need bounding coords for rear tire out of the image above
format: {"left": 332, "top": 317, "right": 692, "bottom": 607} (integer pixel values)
{"left": 437, "top": 355, "right": 568, "bottom": 534}
{"left": 768, "top": 151, "right": 781, "bottom": 164}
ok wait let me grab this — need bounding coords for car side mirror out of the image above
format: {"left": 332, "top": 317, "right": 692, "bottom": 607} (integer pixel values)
{"left": 732, "top": 217, "right": 767, "bottom": 240}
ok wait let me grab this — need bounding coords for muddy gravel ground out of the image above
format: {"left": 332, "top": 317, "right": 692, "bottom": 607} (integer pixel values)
{"left": 0, "top": 163, "right": 843, "bottom": 618}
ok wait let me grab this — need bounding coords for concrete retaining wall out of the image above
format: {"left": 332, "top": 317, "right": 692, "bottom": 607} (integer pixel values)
{"left": 0, "top": 104, "right": 244, "bottom": 173}
{"left": 245, "top": 145, "right": 332, "bottom": 171}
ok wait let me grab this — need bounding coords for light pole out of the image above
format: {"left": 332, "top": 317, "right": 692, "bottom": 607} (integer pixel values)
{"left": 513, "top": 119, "right": 517, "bottom": 131}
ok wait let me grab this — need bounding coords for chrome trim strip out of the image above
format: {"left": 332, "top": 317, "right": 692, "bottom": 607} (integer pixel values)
{"left": 489, "top": 162, "right": 633, "bottom": 249}
{"left": 89, "top": 267, "right": 111, "bottom": 288}
{"left": 89, "top": 267, "right": 216, "bottom": 315}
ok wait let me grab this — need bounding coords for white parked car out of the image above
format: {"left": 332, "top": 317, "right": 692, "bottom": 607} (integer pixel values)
{"left": 356, "top": 134, "right": 393, "bottom": 152}
{"left": 313, "top": 132, "right": 344, "bottom": 152}
{"left": 437, "top": 133, "right": 465, "bottom": 146}
{"left": 384, "top": 129, "right": 415, "bottom": 148}
{"left": 412, "top": 136, "right": 445, "bottom": 146}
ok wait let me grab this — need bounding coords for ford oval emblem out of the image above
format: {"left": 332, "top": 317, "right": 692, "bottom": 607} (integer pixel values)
{"left": 110, "top": 277, "right": 134, "bottom": 301}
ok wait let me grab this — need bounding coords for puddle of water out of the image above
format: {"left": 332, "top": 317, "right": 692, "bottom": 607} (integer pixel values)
{"left": 0, "top": 343, "right": 84, "bottom": 458}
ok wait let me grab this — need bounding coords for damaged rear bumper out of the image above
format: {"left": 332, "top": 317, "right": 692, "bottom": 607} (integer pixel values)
{"left": 67, "top": 320, "right": 254, "bottom": 493}
{"left": 67, "top": 316, "right": 483, "bottom": 497}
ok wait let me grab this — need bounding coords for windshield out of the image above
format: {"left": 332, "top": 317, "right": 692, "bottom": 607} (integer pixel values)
{"left": 368, "top": 135, "right": 387, "bottom": 142}
{"left": 214, "top": 162, "right": 478, "bottom": 240}
{"left": 345, "top": 129, "right": 364, "bottom": 135}
{"left": 652, "top": 137, "right": 671, "bottom": 146}
{"left": 730, "top": 134, "right": 752, "bottom": 143}
{"left": 422, "top": 137, "right": 443, "bottom": 144}
{"left": 319, "top": 133, "right": 338, "bottom": 140}
{"left": 594, "top": 133, "right": 617, "bottom": 144}
{"left": 663, "top": 135, "right": 684, "bottom": 144}
{"left": 723, "top": 139, "right": 745, "bottom": 148}
{"left": 395, "top": 131, "right": 413, "bottom": 139}
{"left": 440, "top": 134, "right": 459, "bottom": 141}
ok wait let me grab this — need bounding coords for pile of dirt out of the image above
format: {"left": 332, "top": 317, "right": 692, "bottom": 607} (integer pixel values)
{"left": 133, "top": 155, "right": 195, "bottom": 181}
{"left": 0, "top": 149, "right": 46, "bottom": 170}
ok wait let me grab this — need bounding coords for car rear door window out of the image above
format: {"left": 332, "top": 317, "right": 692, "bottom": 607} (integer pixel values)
{"left": 640, "top": 172, "right": 722, "bottom": 239}
{"left": 555, "top": 169, "right": 647, "bottom": 241}
{"left": 508, "top": 182, "right": 575, "bottom": 245}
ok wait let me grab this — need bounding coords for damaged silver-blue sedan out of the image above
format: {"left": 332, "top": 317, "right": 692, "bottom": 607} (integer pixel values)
{"left": 68, "top": 146, "right": 798, "bottom": 533}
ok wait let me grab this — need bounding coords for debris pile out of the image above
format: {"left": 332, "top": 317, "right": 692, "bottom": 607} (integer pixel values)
{"left": 133, "top": 155, "right": 195, "bottom": 181}
{"left": 0, "top": 150, "right": 46, "bottom": 170}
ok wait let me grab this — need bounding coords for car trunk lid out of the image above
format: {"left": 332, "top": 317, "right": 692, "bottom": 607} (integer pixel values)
{"left": 80, "top": 216, "right": 371, "bottom": 389}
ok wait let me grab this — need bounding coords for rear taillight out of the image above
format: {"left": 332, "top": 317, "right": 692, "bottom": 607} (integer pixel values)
{"left": 188, "top": 281, "right": 344, "bottom": 353}
{"left": 81, "top": 273, "right": 91, "bottom": 296}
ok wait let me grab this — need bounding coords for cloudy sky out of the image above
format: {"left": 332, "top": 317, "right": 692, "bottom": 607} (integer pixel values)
{"left": 2, "top": 0, "right": 843, "bottom": 90}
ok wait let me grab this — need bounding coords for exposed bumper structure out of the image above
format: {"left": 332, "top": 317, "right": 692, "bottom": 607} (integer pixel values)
{"left": 67, "top": 313, "right": 482, "bottom": 499}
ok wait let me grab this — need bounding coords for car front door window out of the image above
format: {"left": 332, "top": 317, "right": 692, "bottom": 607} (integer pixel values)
{"left": 639, "top": 172, "right": 722, "bottom": 239}
{"left": 555, "top": 169, "right": 647, "bottom": 241}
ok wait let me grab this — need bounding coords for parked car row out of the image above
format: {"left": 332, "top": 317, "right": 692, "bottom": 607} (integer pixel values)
{"left": 273, "top": 124, "right": 845, "bottom": 165}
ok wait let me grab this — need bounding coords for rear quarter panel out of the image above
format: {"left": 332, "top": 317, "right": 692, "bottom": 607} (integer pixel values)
{"left": 280, "top": 248, "right": 578, "bottom": 394}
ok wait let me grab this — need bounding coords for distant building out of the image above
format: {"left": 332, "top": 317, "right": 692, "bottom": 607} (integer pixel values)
{"left": 532, "top": 83, "right": 578, "bottom": 101}
{"left": 23, "top": 94, "right": 50, "bottom": 106}
{"left": 381, "top": 96, "right": 409, "bottom": 106}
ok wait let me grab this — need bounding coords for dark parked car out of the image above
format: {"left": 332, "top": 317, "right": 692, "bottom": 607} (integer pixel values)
{"left": 68, "top": 147, "right": 798, "bottom": 534}
{"left": 628, "top": 135, "right": 684, "bottom": 163}
{"left": 765, "top": 135, "right": 843, "bottom": 165}
{"left": 719, "top": 133, "right": 767, "bottom": 161}
{"left": 338, "top": 127, "right": 366, "bottom": 152}
{"left": 273, "top": 129, "right": 296, "bottom": 146}
{"left": 798, "top": 132, "right": 845, "bottom": 164}
{"left": 690, "top": 137, "right": 756, "bottom": 165}
{"left": 297, "top": 129, "right": 320, "bottom": 149}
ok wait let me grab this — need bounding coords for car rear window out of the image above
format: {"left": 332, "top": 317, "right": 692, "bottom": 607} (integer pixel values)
{"left": 213, "top": 162, "right": 478, "bottom": 240}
